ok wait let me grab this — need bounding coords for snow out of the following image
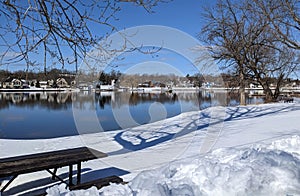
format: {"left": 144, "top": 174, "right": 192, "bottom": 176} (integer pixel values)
{"left": 45, "top": 135, "right": 300, "bottom": 196}
{"left": 1, "top": 101, "right": 300, "bottom": 195}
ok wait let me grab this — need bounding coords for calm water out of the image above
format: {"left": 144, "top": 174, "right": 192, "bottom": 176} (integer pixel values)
{"left": 0, "top": 91, "right": 263, "bottom": 139}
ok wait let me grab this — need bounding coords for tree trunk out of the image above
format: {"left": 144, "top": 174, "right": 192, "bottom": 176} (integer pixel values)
{"left": 273, "top": 85, "right": 281, "bottom": 100}
{"left": 261, "top": 73, "right": 284, "bottom": 103}
{"left": 264, "top": 87, "right": 274, "bottom": 102}
{"left": 273, "top": 74, "right": 284, "bottom": 100}
{"left": 239, "top": 71, "right": 246, "bottom": 105}
{"left": 261, "top": 81, "right": 276, "bottom": 103}
{"left": 240, "top": 85, "right": 246, "bottom": 105}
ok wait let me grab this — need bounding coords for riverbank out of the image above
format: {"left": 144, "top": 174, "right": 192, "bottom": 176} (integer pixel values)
{"left": 1, "top": 86, "right": 300, "bottom": 94}
{"left": 0, "top": 87, "right": 75, "bottom": 92}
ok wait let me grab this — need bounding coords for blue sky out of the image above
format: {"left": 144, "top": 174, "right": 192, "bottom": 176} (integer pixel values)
{"left": 114, "top": 0, "right": 209, "bottom": 36}
{"left": 90, "top": 0, "right": 217, "bottom": 76}
{"left": 0, "top": 0, "right": 217, "bottom": 76}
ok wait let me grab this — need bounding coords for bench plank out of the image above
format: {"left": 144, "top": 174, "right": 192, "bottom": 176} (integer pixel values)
{"left": 0, "top": 147, "right": 107, "bottom": 178}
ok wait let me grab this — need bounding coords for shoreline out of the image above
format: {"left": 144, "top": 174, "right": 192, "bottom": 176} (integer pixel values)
{"left": 0, "top": 88, "right": 76, "bottom": 92}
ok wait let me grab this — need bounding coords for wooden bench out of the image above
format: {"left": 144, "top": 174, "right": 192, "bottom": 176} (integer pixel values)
{"left": 0, "top": 147, "right": 107, "bottom": 193}
{"left": 69, "top": 175, "right": 124, "bottom": 190}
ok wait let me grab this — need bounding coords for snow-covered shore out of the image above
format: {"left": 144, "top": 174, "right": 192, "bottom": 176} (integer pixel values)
{"left": 1, "top": 100, "right": 300, "bottom": 195}
{"left": 49, "top": 135, "right": 300, "bottom": 196}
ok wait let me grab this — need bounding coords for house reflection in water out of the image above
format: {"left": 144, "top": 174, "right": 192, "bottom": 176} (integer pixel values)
{"left": 94, "top": 92, "right": 180, "bottom": 110}
{"left": 0, "top": 92, "right": 73, "bottom": 110}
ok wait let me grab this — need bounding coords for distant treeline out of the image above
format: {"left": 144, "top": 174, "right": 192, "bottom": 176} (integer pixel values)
{"left": 0, "top": 69, "right": 76, "bottom": 81}
{"left": 1, "top": 69, "right": 297, "bottom": 88}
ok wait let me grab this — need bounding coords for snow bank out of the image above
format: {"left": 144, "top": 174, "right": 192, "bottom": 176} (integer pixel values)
{"left": 46, "top": 184, "right": 99, "bottom": 196}
{"left": 293, "top": 97, "right": 300, "bottom": 103}
{"left": 46, "top": 135, "right": 300, "bottom": 196}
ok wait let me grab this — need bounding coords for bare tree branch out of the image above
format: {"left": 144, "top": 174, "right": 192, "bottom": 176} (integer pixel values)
{"left": 200, "top": 0, "right": 299, "bottom": 103}
{"left": 0, "top": 0, "right": 169, "bottom": 73}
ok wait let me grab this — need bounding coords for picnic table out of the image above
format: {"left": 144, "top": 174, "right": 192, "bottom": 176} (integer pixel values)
{"left": 0, "top": 147, "right": 108, "bottom": 193}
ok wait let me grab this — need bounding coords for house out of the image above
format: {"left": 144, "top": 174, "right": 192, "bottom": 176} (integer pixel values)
{"left": 39, "top": 81, "right": 48, "bottom": 88}
{"left": 97, "top": 79, "right": 117, "bottom": 91}
{"left": 47, "top": 80, "right": 54, "bottom": 87}
{"left": 28, "top": 79, "right": 55, "bottom": 88}
{"left": 12, "top": 79, "right": 23, "bottom": 88}
{"left": 21, "top": 79, "right": 30, "bottom": 88}
{"left": 56, "top": 77, "right": 76, "bottom": 88}
{"left": 1, "top": 77, "right": 27, "bottom": 89}
{"left": 138, "top": 81, "right": 153, "bottom": 88}
{"left": 2, "top": 77, "right": 13, "bottom": 88}
{"left": 56, "top": 78, "right": 69, "bottom": 88}
{"left": 249, "top": 82, "right": 262, "bottom": 89}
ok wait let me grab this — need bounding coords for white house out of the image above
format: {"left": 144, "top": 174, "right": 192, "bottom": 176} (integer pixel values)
{"left": 13, "top": 79, "right": 23, "bottom": 88}
{"left": 98, "top": 79, "right": 117, "bottom": 91}
{"left": 249, "top": 83, "right": 263, "bottom": 89}
{"left": 56, "top": 78, "right": 69, "bottom": 88}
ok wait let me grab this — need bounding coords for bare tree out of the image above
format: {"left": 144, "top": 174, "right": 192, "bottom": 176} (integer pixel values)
{"left": 0, "top": 0, "right": 167, "bottom": 78}
{"left": 245, "top": 38, "right": 298, "bottom": 102}
{"left": 200, "top": 0, "right": 299, "bottom": 103}
{"left": 242, "top": 0, "right": 298, "bottom": 102}
{"left": 200, "top": 0, "right": 249, "bottom": 105}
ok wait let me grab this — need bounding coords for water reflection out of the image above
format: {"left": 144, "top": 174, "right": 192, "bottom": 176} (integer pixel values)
{"left": 0, "top": 91, "right": 263, "bottom": 139}
{"left": 0, "top": 92, "right": 73, "bottom": 110}
{"left": 0, "top": 91, "right": 263, "bottom": 110}
{"left": 94, "top": 91, "right": 233, "bottom": 110}
{"left": 94, "top": 92, "right": 179, "bottom": 109}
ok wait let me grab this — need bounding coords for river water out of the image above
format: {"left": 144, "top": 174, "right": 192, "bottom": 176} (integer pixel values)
{"left": 0, "top": 91, "right": 263, "bottom": 139}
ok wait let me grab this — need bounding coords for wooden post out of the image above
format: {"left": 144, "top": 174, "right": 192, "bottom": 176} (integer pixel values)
{"left": 52, "top": 168, "right": 58, "bottom": 180}
{"left": 69, "top": 165, "right": 73, "bottom": 186}
{"left": 1, "top": 175, "right": 18, "bottom": 193}
{"left": 77, "top": 162, "right": 81, "bottom": 185}
{"left": 239, "top": 68, "right": 246, "bottom": 105}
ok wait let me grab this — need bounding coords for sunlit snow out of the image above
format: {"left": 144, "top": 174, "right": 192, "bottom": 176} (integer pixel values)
{"left": 0, "top": 99, "right": 299, "bottom": 195}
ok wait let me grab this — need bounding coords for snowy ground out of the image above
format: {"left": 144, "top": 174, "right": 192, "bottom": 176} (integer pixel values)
{"left": 0, "top": 99, "right": 300, "bottom": 195}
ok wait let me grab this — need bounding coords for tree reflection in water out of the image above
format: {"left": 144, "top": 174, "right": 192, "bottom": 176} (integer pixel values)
{"left": 0, "top": 91, "right": 263, "bottom": 139}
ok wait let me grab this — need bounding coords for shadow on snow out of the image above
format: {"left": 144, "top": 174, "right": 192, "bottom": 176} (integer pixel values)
{"left": 108, "top": 104, "right": 300, "bottom": 156}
